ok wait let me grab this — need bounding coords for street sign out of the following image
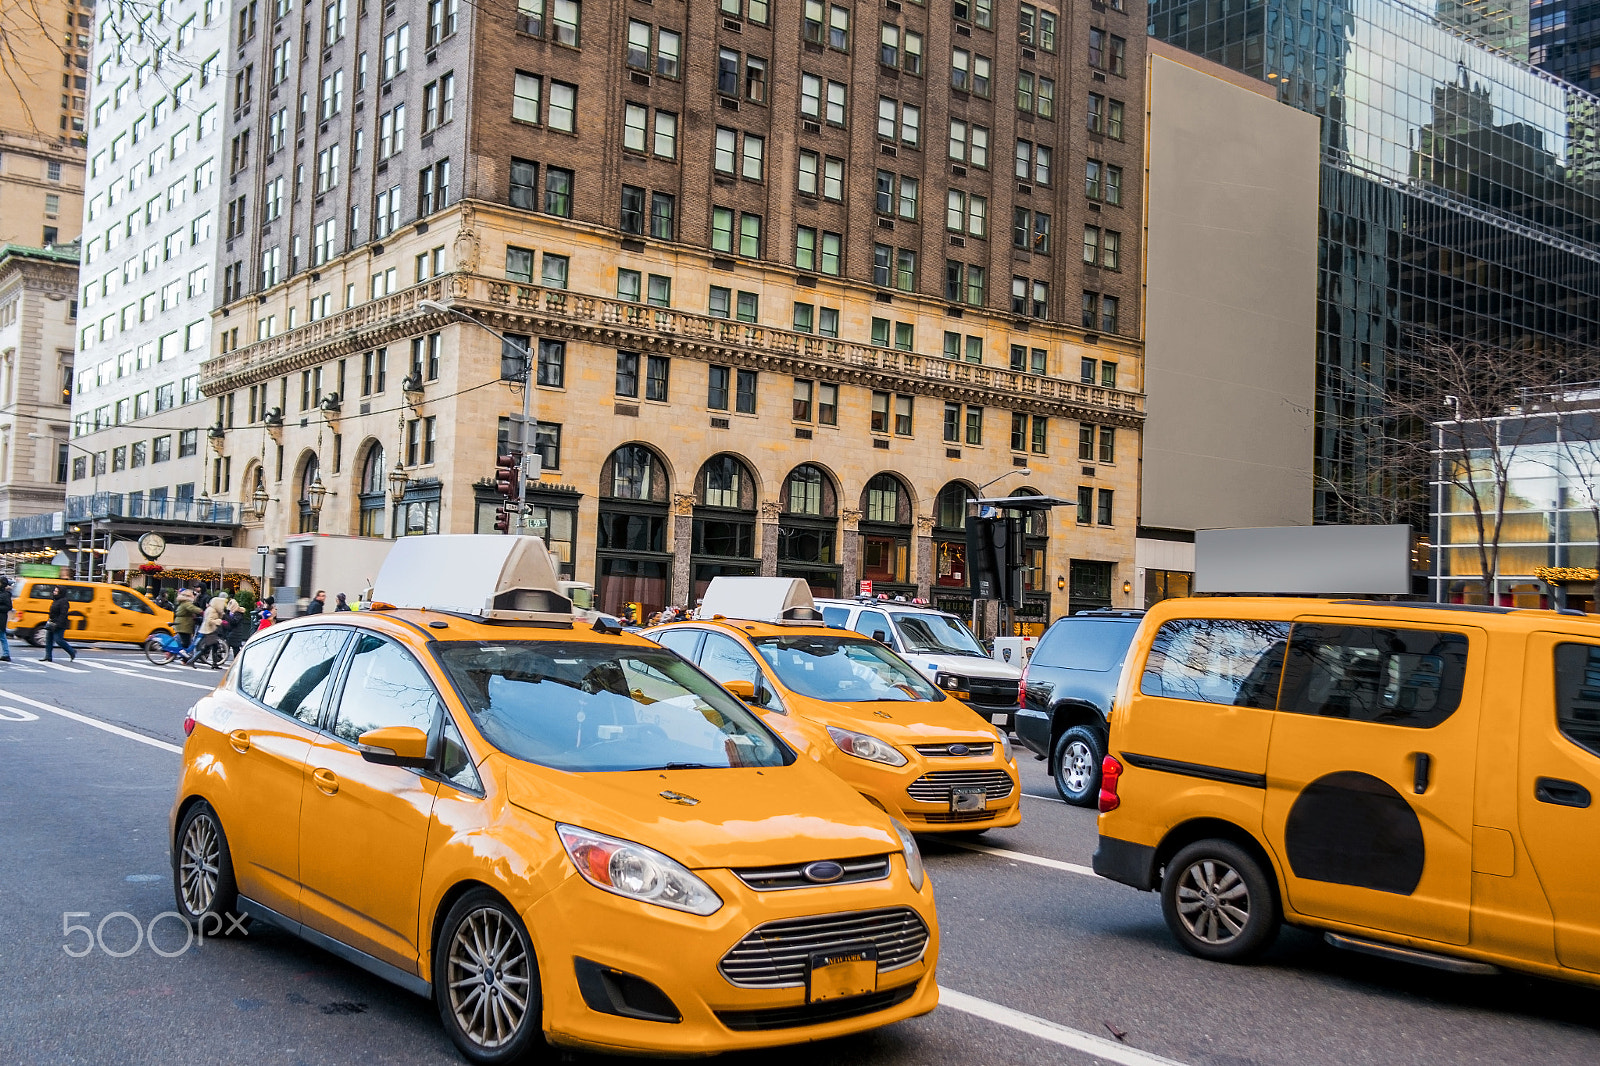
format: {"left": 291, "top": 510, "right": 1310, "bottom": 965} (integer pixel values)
{"left": 256, "top": 545, "right": 270, "bottom": 555}
{"left": 859, "top": 580, "right": 873, "bottom": 596}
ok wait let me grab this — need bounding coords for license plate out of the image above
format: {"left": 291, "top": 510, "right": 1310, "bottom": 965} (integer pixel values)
{"left": 951, "top": 786, "right": 987, "bottom": 812}
{"left": 807, "top": 946, "right": 878, "bottom": 1004}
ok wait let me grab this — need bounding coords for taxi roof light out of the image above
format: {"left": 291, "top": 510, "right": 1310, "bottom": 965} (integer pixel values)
{"left": 372, "top": 534, "right": 573, "bottom": 625}
{"left": 695, "top": 577, "right": 824, "bottom": 626}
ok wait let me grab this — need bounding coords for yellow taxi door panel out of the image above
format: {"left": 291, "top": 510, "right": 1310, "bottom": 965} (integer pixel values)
{"left": 298, "top": 633, "right": 442, "bottom": 972}
{"left": 1263, "top": 621, "right": 1481, "bottom": 946}
{"left": 1521, "top": 635, "right": 1600, "bottom": 974}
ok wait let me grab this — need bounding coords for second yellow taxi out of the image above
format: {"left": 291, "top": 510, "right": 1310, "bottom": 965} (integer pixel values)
{"left": 650, "top": 578, "right": 1022, "bottom": 834}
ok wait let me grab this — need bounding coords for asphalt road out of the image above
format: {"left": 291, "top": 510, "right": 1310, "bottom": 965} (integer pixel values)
{"left": 2, "top": 648, "right": 1598, "bottom": 1066}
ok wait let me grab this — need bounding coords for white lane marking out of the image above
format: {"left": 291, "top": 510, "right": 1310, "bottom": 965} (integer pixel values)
{"left": 1023, "top": 790, "right": 1067, "bottom": 804}
{"left": 0, "top": 705, "right": 40, "bottom": 721}
{"left": 79, "top": 659, "right": 217, "bottom": 691}
{"left": 38, "top": 660, "right": 90, "bottom": 674}
{"left": 944, "top": 839, "right": 1099, "bottom": 879}
{"left": 0, "top": 688, "right": 181, "bottom": 754}
{"left": 939, "top": 988, "right": 1191, "bottom": 1066}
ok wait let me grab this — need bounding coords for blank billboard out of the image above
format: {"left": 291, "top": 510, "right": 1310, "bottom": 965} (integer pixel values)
{"left": 1194, "top": 525, "right": 1412, "bottom": 595}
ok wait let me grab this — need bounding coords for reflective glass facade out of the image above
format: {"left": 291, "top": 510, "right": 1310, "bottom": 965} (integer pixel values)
{"left": 1530, "top": 0, "right": 1600, "bottom": 94}
{"left": 1150, "top": 0, "right": 1600, "bottom": 520}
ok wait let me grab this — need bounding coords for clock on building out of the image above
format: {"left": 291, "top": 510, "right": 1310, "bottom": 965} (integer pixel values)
{"left": 138, "top": 532, "right": 167, "bottom": 560}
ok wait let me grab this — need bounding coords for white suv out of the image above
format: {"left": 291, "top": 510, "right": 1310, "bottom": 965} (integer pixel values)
{"left": 813, "top": 597, "right": 1022, "bottom": 727}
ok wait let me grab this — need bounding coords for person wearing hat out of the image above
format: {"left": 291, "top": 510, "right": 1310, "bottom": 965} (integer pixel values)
{"left": 0, "top": 576, "right": 13, "bottom": 662}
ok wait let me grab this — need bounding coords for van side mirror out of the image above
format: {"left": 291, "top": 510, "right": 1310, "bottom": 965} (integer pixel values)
{"left": 871, "top": 630, "right": 890, "bottom": 645}
{"left": 357, "top": 725, "right": 435, "bottom": 769}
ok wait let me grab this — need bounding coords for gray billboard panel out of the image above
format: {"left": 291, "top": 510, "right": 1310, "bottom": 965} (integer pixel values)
{"left": 1194, "top": 525, "right": 1412, "bottom": 595}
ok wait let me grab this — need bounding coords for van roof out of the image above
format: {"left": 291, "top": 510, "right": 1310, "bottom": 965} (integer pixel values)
{"left": 1146, "top": 596, "right": 1600, "bottom": 626}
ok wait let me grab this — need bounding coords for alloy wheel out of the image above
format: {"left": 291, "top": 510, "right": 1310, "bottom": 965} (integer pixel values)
{"left": 446, "top": 906, "right": 533, "bottom": 1050}
{"left": 1174, "top": 858, "right": 1251, "bottom": 945}
{"left": 1061, "top": 740, "right": 1095, "bottom": 794}
{"left": 179, "top": 814, "right": 221, "bottom": 915}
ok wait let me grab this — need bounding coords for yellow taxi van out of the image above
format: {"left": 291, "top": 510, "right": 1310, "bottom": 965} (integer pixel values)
{"left": 1094, "top": 597, "right": 1600, "bottom": 989}
{"left": 650, "top": 578, "right": 1021, "bottom": 835}
{"left": 171, "top": 537, "right": 938, "bottom": 1063}
{"left": 12, "top": 578, "right": 173, "bottom": 646}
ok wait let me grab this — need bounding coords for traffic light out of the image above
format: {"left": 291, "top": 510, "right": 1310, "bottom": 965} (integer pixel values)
{"left": 493, "top": 505, "right": 511, "bottom": 532}
{"left": 495, "top": 452, "right": 521, "bottom": 499}
{"left": 965, "top": 514, "right": 1024, "bottom": 606}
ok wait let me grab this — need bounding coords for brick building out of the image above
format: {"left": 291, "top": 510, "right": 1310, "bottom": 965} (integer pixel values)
{"left": 204, "top": 0, "right": 1146, "bottom": 624}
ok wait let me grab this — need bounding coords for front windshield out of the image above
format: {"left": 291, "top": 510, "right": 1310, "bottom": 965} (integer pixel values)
{"left": 434, "top": 640, "right": 791, "bottom": 772}
{"left": 891, "top": 612, "right": 987, "bottom": 656}
{"left": 753, "top": 635, "right": 943, "bottom": 704}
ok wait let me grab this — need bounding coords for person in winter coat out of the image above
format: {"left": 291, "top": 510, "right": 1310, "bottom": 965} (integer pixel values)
{"left": 305, "top": 590, "right": 327, "bottom": 614}
{"left": 172, "top": 589, "right": 201, "bottom": 649}
{"left": 0, "top": 576, "right": 13, "bottom": 662}
{"left": 186, "top": 595, "right": 230, "bottom": 668}
{"left": 256, "top": 597, "right": 277, "bottom": 631}
{"left": 41, "top": 587, "right": 77, "bottom": 662}
{"left": 223, "top": 598, "right": 252, "bottom": 654}
{"left": 334, "top": 592, "right": 351, "bottom": 611}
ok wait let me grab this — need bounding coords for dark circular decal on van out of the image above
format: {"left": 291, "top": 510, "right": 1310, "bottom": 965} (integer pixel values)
{"left": 1284, "top": 771, "right": 1424, "bottom": 896}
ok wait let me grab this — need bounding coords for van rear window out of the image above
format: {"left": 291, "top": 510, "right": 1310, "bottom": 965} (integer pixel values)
{"left": 1140, "top": 619, "right": 1288, "bottom": 708}
{"left": 1037, "top": 619, "right": 1140, "bottom": 673}
{"left": 1278, "top": 625, "right": 1467, "bottom": 728}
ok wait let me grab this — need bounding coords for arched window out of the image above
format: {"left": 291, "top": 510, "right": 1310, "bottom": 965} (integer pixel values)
{"left": 779, "top": 464, "right": 840, "bottom": 596}
{"left": 597, "top": 444, "right": 672, "bottom": 620}
{"left": 609, "top": 444, "right": 657, "bottom": 501}
{"left": 296, "top": 452, "right": 320, "bottom": 533}
{"left": 859, "top": 473, "right": 914, "bottom": 592}
{"left": 933, "top": 481, "right": 975, "bottom": 603}
{"left": 358, "top": 444, "right": 386, "bottom": 537}
{"left": 692, "top": 453, "right": 757, "bottom": 599}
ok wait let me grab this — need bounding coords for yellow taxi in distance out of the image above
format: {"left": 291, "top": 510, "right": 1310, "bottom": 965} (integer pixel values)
{"left": 171, "top": 537, "right": 938, "bottom": 1063}
{"left": 13, "top": 578, "right": 173, "bottom": 646}
{"left": 649, "top": 578, "right": 1021, "bottom": 835}
{"left": 1094, "top": 597, "right": 1600, "bottom": 990}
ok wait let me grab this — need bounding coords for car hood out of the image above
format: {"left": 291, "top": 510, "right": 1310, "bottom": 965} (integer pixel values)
{"left": 902, "top": 654, "right": 1021, "bottom": 680}
{"left": 497, "top": 755, "right": 901, "bottom": 870}
{"left": 800, "top": 697, "right": 1003, "bottom": 744}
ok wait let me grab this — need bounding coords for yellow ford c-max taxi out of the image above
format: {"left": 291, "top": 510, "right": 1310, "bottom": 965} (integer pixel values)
{"left": 649, "top": 578, "right": 1021, "bottom": 834}
{"left": 1095, "top": 596, "right": 1600, "bottom": 990}
{"left": 171, "top": 537, "right": 938, "bottom": 1062}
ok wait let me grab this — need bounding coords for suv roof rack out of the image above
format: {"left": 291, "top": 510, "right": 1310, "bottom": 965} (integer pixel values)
{"left": 1071, "top": 608, "right": 1146, "bottom": 617}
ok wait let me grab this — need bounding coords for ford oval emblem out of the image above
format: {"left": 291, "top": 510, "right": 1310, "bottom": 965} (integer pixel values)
{"left": 947, "top": 743, "right": 970, "bottom": 756}
{"left": 802, "top": 860, "right": 846, "bottom": 884}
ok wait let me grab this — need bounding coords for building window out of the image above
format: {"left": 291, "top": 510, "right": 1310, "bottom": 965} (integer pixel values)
{"left": 537, "top": 338, "right": 565, "bottom": 386}
{"left": 871, "top": 391, "right": 889, "bottom": 433}
{"left": 645, "top": 355, "right": 670, "bottom": 401}
{"left": 616, "top": 351, "right": 639, "bottom": 398}
{"left": 544, "top": 168, "right": 573, "bottom": 217}
{"left": 708, "top": 365, "right": 729, "bottom": 409}
{"left": 735, "top": 369, "right": 757, "bottom": 413}
{"left": 1097, "top": 488, "right": 1114, "bottom": 525}
{"left": 510, "top": 158, "right": 537, "bottom": 209}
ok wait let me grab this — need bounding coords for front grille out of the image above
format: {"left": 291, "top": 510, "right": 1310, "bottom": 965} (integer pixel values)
{"left": 913, "top": 742, "right": 996, "bottom": 758}
{"left": 905, "top": 769, "right": 1015, "bottom": 804}
{"left": 715, "top": 983, "right": 918, "bottom": 1031}
{"left": 733, "top": 855, "right": 891, "bottom": 892}
{"left": 915, "top": 809, "right": 998, "bottom": 824}
{"left": 718, "top": 907, "right": 929, "bottom": 988}
{"left": 966, "top": 678, "right": 1020, "bottom": 708}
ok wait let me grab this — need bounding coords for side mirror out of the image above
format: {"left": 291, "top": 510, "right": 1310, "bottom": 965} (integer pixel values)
{"left": 871, "top": 630, "right": 890, "bottom": 645}
{"left": 722, "top": 678, "right": 760, "bottom": 703}
{"left": 357, "top": 725, "right": 434, "bottom": 768}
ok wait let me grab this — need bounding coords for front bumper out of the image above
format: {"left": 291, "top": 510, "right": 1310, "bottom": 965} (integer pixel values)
{"left": 828, "top": 753, "right": 1023, "bottom": 834}
{"left": 528, "top": 861, "right": 940, "bottom": 1055}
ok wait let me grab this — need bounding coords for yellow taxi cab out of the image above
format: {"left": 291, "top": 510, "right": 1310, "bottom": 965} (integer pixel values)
{"left": 1094, "top": 597, "right": 1600, "bottom": 989}
{"left": 170, "top": 536, "right": 938, "bottom": 1063}
{"left": 649, "top": 578, "right": 1021, "bottom": 835}
{"left": 13, "top": 578, "right": 174, "bottom": 646}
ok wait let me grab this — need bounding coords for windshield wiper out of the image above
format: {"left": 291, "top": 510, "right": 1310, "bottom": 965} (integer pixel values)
{"left": 632, "top": 761, "right": 717, "bottom": 771}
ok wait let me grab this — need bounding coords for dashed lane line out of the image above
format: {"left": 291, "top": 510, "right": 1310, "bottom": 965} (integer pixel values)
{"left": 939, "top": 987, "right": 1191, "bottom": 1066}
{"left": 79, "top": 658, "right": 218, "bottom": 691}
{"left": 0, "top": 688, "right": 181, "bottom": 754}
{"left": 1023, "top": 790, "right": 1067, "bottom": 804}
{"left": 943, "top": 839, "right": 1099, "bottom": 879}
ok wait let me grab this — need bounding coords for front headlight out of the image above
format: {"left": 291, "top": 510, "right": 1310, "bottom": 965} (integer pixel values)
{"left": 556, "top": 824, "right": 723, "bottom": 916}
{"left": 891, "top": 819, "right": 926, "bottom": 891}
{"left": 826, "top": 726, "right": 908, "bottom": 766}
{"left": 935, "top": 672, "right": 969, "bottom": 694}
{"left": 997, "top": 731, "right": 1014, "bottom": 763}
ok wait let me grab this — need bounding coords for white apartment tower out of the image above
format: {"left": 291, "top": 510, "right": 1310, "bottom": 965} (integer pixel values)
{"left": 69, "top": 0, "right": 231, "bottom": 520}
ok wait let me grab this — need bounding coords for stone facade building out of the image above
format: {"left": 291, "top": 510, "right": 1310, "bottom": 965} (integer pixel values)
{"left": 0, "top": 0, "right": 89, "bottom": 248}
{"left": 0, "top": 244, "right": 78, "bottom": 523}
{"left": 204, "top": 0, "right": 1146, "bottom": 625}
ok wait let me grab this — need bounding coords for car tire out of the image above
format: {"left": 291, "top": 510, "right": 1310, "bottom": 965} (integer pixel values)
{"left": 434, "top": 889, "right": 545, "bottom": 1065}
{"left": 172, "top": 801, "right": 248, "bottom": 935}
{"left": 1160, "top": 839, "right": 1280, "bottom": 963}
{"left": 21, "top": 626, "right": 42, "bottom": 648}
{"left": 1052, "top": 726, "right": 1103, "bottom": 806}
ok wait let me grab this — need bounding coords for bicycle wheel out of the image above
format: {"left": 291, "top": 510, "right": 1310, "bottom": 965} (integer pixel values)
{"left": 200, "top": 643, "right": 228, "bottom": 669}
{"left": 144, "top": 635, "right": 177, "bottom": 666}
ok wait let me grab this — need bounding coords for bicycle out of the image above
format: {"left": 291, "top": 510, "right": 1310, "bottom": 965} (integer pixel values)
{"left": 143, "top": 633, "right": 228, "bottom": 669}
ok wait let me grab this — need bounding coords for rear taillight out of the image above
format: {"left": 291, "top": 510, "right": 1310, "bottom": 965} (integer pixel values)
{"left": 1098, "top": 755, "right": 1123, "bottom": 813}
{"left": 182, "top": 707, "right": 198, "bottom": 737}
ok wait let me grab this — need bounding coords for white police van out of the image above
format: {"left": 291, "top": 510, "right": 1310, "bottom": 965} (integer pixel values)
{"left": 812, "top": 596, "right": 1022, "bottom": 727}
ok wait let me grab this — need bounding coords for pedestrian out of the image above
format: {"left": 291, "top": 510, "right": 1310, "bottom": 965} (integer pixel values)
{"left": 256, "top": 597, "right": 277, "bottom": 631}
{"left": 187, "top": 595, "right": 230, "bottom": 668}
{"left": 172, "top": 589, "right": 200, "bottom": 650}
{"left": 305, "top": 590, "right": 327, "bottom": 615}
{"left": 334, "top": 592, "right": 351, "bottom": 611}
{"left": 41, "top": 586, "right": 77, "bottom": 663}
{"left": 0, "top": 576, "right": 13, "bottom": 662}
{"left": 224, "top": 597, "right": 252, "bottom": 655}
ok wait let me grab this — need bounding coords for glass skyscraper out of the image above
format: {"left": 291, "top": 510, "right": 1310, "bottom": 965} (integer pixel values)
{"left": 1149, "top": 0, "right": 1600, "bottom": 522}
{"left": 1530, "top": 0, "right": 1600, "bottom": 94}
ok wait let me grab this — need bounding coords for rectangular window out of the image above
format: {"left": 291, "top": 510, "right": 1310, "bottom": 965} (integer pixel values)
{"left": 1102, "top": 230, "right": 1120, "bottom": 270}
{"left": 735, "top": 369, "right": 757, "bottom": 413}
{"left": 1099, "top": 426, "right": 1116, "bottom": 464}
{"left": 616, "top": 351, "right": 639, "bottom": 397}
{"left": 736, "top": 291, "right": 759, "bottom": 323}
{"left": 966, "top": 406, "right": 983, "bottom": 446}
{"left": 1079, "top": 423, "right": 1096, "bottom": 461}
{"left": 798, "top": 150, "right": 818, "bottom": 194}
{"left": 513, "top": 72, "right": 541, "bottom": 123}
{"left": 617, "top": 269, "right": 642, "bottom": 302}
{"left": 870, "top": 391, "right": 890, "bottom": 434}
{"left": 544, "top": 168, "right": 573, "bottom": 217}
{"left": 793, "top": 303, "right": 814, "bottom": 333}
{"left": 653, "top": 110, "right": 677, "bottom": 159}
{"left": 620, "top": 184, "right": 645, "bottom": 234}
{"left": 708, "top": 365, "right": 730, "bottom": 409}
{"left": 818, "top": 383, "right": 838, "bottom": 424}
{"left": 548, "top": 82, "right": 576, "bottom": 131}
{"left": 1077, "top": 485, "right": 1093, "bottom": 523}
{"left": 1097, "top": 488, "right": 1114, "bottom": 525}
{"left": 651, "top": 193, "right": 674, "bottom": 239}
{"left": 510, "top": 158, "right": 538, "bottom": 209}
{"left": 709, "top": 286, "right": 731, "bottom": 318}
{"left": 647, "top": 274, "right": 671, "bottom": 306}
{"left": 793, "top": 379, "right": 814, "bottom": 422}
{"left": 624, "top": 103, "right": 647, "bottom": 151}
{"left": 739, "top": 213, "right": 761, "bottom": 257}
{"left": 645, "top": 355, "right": 670, "bottom": 401}
{"left": 1101, "top": 294, "right": 1119, "bottom": 334}
{"left": 541, "top": 253, "right": 569, "bottom": 289}
{"left": 506, "top": 246, "right": 534, "bottom": 283}
{"left": 537, "top": 338, "right": 565, "bottom": 387}
{"left": 1031, "top": 415, "right": 1047, "bottom": 454}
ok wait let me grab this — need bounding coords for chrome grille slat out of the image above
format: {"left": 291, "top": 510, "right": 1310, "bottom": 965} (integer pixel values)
{"left": 905, "top": 769, "right": 1015, "bottom": 803}
{"left": 912, "top": 742, "right": 996, "bottom": 758}
{"left": 732, "top": 855, "right": 891, "bottom": 891}
{"left": 718, "top": 907, "right": 930, "bottom": 988}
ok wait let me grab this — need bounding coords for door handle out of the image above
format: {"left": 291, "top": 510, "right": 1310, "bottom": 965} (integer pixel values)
{"left": 312, "top": 767, "right": 340, "bottom": 796}
{"left": 1535, "top": 777, "right": 1592, "bottom": 809}
{"left": 228, "top": 730, "right": 251, "bottom": 753}
{"left": 1412, "top": 752, "right": 1432, "bottom": 794}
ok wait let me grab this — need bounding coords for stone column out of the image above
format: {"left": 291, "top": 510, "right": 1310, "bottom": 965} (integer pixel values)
{"left": 759, "top": 500, "right": 781, "bottom": 577}
{"left": 671, "top": 492, "right": 695, "bottom": 607}
{"left": 841, "top": 507, "right": 862, "bottom": 594}
{"left": 914, "top": 514, "right": 935, "bottom": 601}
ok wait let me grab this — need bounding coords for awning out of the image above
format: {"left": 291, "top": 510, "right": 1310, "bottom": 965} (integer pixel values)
{"left": 106, "top": 541, "right": 260, "bottom": 574}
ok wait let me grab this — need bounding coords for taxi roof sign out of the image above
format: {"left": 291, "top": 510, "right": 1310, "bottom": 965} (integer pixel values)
{"left": 372, "top": 534, "right": 572, "bottom": 624}
{"left": 696, "top": 577, "right": 825, "bottom": 625}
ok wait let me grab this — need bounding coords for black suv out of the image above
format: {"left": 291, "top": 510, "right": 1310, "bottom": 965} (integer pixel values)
{"left": 1015, "top": 609, "right": 1145, "bottom": 806}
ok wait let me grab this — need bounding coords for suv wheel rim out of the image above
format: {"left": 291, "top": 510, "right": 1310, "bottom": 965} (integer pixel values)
{"left": 447, "top": 906, "right": 531, "bottom": 1050}
{"left": 179, "top": 814, "right": 220, "bottom": 915}
{"left": 1061, "top": 740, "right": 1094, "bottom": 794}
{"left": 1175, "top": 858, "right": 1250, "bottom": 944}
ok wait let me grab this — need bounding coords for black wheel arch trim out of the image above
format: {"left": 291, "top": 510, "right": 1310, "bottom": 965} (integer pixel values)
{"left": 1120, "top": 751, "right": 1266, "bottom": 789}
{"left": 1048, "top": 701, "right": 1109, "bottom": 767}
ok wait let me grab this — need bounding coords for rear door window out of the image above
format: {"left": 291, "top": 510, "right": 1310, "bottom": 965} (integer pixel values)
{"left": 110, "top": 590, "right": 153, "bottom": 613}
{"left": 261, "top": 629, "right": 349, "bottom": 726}
{"left": 1551, "top": 644, "right": 1600, "bottom": 757}
{"left": 652, "top": 628, "right": 704, "bottom": 659}
{"left": 1139, "top": 618, "right": 1289, "bottom": 708}
{"left": 235, "top": 633, "right": 288, "bottom": 700}
{"left": 1278, "top": 624, "right": 1467, "bottom": 728}
{"left": 28, "top": 584, "right": 94, "bottom": 603}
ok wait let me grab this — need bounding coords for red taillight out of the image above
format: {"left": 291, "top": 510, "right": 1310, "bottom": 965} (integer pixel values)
{"left": 1098, "top": 755, "right": 1123, "bottom": 813}
{"left": 182, "top": 708, "right": 197, "bottom": 737}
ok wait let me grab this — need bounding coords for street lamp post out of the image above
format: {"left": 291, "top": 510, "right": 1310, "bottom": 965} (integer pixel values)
{"left": 32, "top": 433, "right": 98, "bottom": 581}
{"left": 418, "top": 298, "right": 536, "bottom": 533}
